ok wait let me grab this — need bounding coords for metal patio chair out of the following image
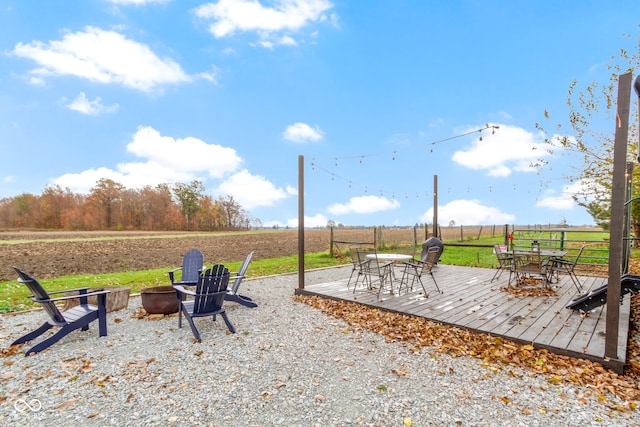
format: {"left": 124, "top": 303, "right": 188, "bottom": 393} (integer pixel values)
{"left": 399, "top": 246, "right": 441, "bottom": 296}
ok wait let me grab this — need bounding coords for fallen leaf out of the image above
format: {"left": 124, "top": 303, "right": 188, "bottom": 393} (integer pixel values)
{"left": 56, "top": 398, "right": 77, "bottom": 409}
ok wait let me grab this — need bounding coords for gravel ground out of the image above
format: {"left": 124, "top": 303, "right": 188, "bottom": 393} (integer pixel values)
{"left": 0, "top": 266, "right": 638, "bottom": 426}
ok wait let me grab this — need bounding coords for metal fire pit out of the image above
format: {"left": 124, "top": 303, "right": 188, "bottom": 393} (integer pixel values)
{"left": 140, "top": 286, "right": 179, "bottom": 314}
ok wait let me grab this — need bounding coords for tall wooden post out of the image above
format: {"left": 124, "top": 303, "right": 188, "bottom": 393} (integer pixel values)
{"left": 298, "top": 155, "right": 305, "bottom": 290}
{"left": 433, "top": 175, "right": 438, "bottom": 238}
{"left": 605, "top": 72, "right": 632, "bottom": 359}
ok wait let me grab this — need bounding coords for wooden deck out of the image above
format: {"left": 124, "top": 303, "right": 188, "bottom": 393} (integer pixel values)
{"left": 296, "top": 264, "right": 630, "bottom": 373}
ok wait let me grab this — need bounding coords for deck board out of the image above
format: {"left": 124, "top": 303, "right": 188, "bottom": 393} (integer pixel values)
{"left": 297, "top": 264, "right": 630, "bottom": 373}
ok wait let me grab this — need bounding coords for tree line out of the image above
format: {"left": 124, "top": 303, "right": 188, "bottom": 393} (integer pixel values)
{"left": 0, "top": 178, "right": 258, "bottom": 231}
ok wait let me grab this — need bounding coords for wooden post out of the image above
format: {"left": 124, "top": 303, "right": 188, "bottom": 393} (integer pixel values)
{"left": 433, "top": 175, "right": 438, "bottom": 238}
{"left": 605, "top": 72, "right": 632, "bottom": 359}
{"left": 329, "top": 226, "right": 334, "bottom": 257}
{"left": 623, "top": 162, "right": 634, "bottom": 273}
{"left": 297, "top": 155, "right": 305, "bottom": 290}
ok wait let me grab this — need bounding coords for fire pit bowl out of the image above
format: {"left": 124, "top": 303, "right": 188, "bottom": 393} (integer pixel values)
{"left": 140, "top": 286, "right": 179, "bottom": 314}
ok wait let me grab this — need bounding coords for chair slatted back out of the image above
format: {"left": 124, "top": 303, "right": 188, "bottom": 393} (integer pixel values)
{"left": 513, "top": 250, "right": 545, "bottom": 275}
{"left": 13, "top": 266, "right": 66, "bottom": 323}
{"left": 494, "top": 245, "right": 512, "bottom": 267}
{"left": 571, "top": 246, "right": 585, "bottom": 268}
{"left": 356, "top": 247, "right": 390, "bottom": 277}
{"left": 181, "top": 248, "right": 205, "bottom": 284}
{"left": 194, "top": 264, "right": 230, "bottom": 314}
{"left": 230, "top": 251, "right": 254, "bottom": 294}
{"left": 423, "top": 246, "right": 440, "bottom": 272}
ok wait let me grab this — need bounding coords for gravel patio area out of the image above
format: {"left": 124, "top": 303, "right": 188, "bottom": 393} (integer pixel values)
{"left": 0, "top": 266, "right": 637, "bottom": 426}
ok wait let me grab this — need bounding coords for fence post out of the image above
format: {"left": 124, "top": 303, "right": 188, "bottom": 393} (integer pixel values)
{"left": 503, "top": 224, "right": 509, "bottom": 247}
{"left": 459, "top": 225, "right": 463, "bottom": 242}
{"left": 329, "top": 226, "right": 335, "bottom": 257}
{"left": 373, "top": 227, "right": 378, "bottom": 249}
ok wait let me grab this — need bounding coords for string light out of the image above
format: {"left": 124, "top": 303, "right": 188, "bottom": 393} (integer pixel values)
{"left": 307, "top": 126, "right": 569, "bottom": 202}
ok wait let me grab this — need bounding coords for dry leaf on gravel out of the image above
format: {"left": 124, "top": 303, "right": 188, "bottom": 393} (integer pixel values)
{"left": 294, "top": 293, "right": 640, "bottom": 412}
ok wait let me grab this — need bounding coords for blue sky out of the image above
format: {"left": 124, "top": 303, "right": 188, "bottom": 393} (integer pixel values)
{"left": 1, "top": 1, "right": 639, "bottom": 228}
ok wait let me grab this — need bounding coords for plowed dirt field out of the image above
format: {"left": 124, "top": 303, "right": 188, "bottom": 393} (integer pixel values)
{"left": 0, "top": 229, "right": 425, "bottom": 281}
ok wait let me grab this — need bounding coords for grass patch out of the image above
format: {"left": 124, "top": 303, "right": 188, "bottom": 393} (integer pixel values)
{"left": 0, "top": 251, "right": 345, "bottom": 313}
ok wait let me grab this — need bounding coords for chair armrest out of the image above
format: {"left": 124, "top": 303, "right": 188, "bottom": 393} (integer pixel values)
{"left": 403, "top": 260, "right": 423, "bottom": 267}
{"left": 46, "top": 287, "right": 92, "bottom": 296}
{"left": 168, "top": 267, "right": 183, "bottom": 283}
{"left": 32, "top": 290, "right": 111, "bottom": 303}
{"left": 173, "top": 285, "right": 195, "bottom": 296}
{"left": 171, "top": 280, "right": 198, "bottom": 287}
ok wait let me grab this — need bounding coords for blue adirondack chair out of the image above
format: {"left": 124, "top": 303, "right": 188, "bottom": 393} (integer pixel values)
{"left": 10, "top": 266, "right": 110, "bottom": 356}
{"left": 168, "top": 248, "right": 204, "bottom": 287}
{"left": 175, "top": 264, "right": 236, "bottom": 342}
{"left": 225, "top": 251, "right": 257, "bottom": 308}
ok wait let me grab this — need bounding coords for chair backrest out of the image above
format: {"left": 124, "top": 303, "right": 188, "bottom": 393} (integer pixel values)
{"left": 423, "top": 246, "right": 440, "bottom": 271}
{"left": 494, "top": 245, "right": 512, "bottom": 266}
{"left": 193, "top": 264, "right": 230, "bottom": 314}
{"left": 421, "top": 237, "right": 443, "bottom": 262}
{"left": 513, "top": 250, "right": 544, "bottom": 273}
{"left": 348, "top": 246, "right": 361, "bottom": 265}
{"left": 13, "top": 266, "right": 66, "bottom": 323}
{"left": 181, "top": 248, "right": 205, "bottom": 283}
{"left": 355, "top": 247, "right": 374, "bottom": 266}
{"left": 572, "top": 246, "right": 585, "bottom": 265}
{"left": 230, "top": 251, "right": 254, "bottom": 294}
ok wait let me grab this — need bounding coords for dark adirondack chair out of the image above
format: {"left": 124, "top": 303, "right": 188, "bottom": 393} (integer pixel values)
{"left": 168, "top": 248, "right": 204, "bottom": 287}
{"left": 175, "top": 264, "right": 236, "bottom": 342}
{"left": 10, "top": 266, "right": 110, "bottom": 356}
{"left": 225, "top": 251, "right": 256, "bottom": 308}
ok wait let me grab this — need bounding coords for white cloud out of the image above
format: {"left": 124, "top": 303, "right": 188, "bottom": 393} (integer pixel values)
{"left": 283, "top": 122, "right": 324, "bottom": 143}
{"left": 51, "top": 126, "right": 243, "bottom": 192}
{"left": 215, "top": 169, "right": 294, "bottom": 209}
{"left": 12, "top": 26, "right": 191, "bottom": 92}
{"left": 535, "top": 180, "right": 590, "bottom": 210}
{"left": 289, "top": 213, "right": 328, "bottom": 228}
{"left": 65, "top": 92, "right": 119, "bottom": 115}
{"left": 327, "top": 195, "right": 400, "bottom": 215}
{"left": 193, "top": 0, "right": 335, "bottom": 47}
{"left": 126, "top": 126, "right": 242, "bottom": 178}
{"left": 451, "top": 124, "right": 549, "bottom": 177}
{"left": 421, "top": 199, "right": 515, "bottom": 226}
{"left": 262, "top": 213, "right": 328, "bottom": 228}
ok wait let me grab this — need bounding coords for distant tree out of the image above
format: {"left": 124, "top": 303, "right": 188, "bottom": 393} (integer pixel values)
{"left": 88, "top": 179, "right": 125, "bottom": 229}
{"left": 216, "top": 195, "right": 251, "bottom": 229}
{"left": 172, "top": 180, "right": 205, "bottom": 230}
{"left": 448, "top": 220, "right": 456, "bottom": 227}
{"left": 327, "top": 219, "right": 336, "bottom": 228}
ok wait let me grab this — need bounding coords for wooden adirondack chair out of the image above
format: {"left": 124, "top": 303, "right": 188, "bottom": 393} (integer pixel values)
{"left": 168, "top": 248, "right": 204, "bottom": 287}
{"left": 10, "top": 266, "right": 110, "bottom": 356}
{"left": 175, "top": 264, "right": 236, "bottom": 342}
{"left": 224, "top": 251, "right": 256, "bottom": 308}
